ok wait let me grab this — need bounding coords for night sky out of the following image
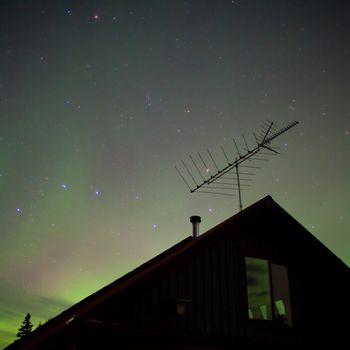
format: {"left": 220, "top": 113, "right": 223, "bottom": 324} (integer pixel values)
{"left": 1, "top": 0, "right": 349, "bottom": 347}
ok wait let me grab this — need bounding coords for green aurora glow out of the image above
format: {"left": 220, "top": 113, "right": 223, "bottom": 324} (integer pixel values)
{"left": 1, "top": 1, "right": 349, "bottom": 348}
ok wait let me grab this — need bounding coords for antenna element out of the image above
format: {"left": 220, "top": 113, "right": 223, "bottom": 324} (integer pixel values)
{"left": 176, "top": 120, "right": 298, "bottom": 211}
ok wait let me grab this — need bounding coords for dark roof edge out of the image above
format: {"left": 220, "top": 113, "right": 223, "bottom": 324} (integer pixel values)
{"left": 5, "top": 196, "right": 273, "bottom": 349}
{"left": 4, "top": 196, "right": 275, "bottom": 349}
{"left": 266, "top": 198, "right": 350, "bottom": 271}
{"left": 6, "top": 195, "right": 347, "bottom": 349}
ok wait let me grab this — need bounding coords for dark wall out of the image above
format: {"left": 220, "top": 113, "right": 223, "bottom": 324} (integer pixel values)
{"left": 90, "top": 229, "right": 242, "bottom": 338}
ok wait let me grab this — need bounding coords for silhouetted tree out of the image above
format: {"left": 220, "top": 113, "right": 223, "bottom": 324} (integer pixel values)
{"left": 16, "top": 313, "right": 33, "bottom": 339}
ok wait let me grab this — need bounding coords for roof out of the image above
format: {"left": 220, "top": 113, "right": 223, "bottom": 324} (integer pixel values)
{"left": 5, "top": 195, "right": 348, "bottom": 349}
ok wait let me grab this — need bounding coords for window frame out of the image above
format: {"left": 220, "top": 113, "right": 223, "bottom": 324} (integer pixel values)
{"left": 244, "top": 256, "right": 293, "bottom": 327}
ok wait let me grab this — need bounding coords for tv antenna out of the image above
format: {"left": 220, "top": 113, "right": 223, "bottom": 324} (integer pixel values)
{"left": 175, "top": 120, "right": 299, "bottom": 211}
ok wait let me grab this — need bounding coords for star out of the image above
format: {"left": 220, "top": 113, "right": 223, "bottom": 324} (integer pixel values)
{"left": 61, "top": 183, "right": 68, "bottom": 190}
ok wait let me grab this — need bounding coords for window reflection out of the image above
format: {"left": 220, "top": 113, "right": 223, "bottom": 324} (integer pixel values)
{"left": 271, "top": 262, "right": 293, "bottom": 326}
{"left": 246, "top": 257, "right": 272, "bottom": 320}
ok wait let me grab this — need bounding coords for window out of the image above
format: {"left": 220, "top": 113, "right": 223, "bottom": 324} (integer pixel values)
{"left": 176, "top": 299, "right": 191, "bottom": 315}
{"left": 245, "top": 257, "right": 292, "bottom": 326}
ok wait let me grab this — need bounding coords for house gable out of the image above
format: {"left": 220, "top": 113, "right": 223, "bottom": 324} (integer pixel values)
{"left": 5, "top": 196, "right": 350, "bottom": 350}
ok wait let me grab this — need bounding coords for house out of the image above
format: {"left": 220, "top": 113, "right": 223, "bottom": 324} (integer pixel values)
{"left": 5, "top": 196, "right": 350, "bottom": 350}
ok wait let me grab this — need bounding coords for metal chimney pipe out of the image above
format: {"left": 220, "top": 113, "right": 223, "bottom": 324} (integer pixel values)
{"left": 190, "top": 216, "right": 201, "bottom": 238}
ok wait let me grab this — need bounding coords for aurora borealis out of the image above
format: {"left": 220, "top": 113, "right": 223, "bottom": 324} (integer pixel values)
{"left": 1, "top": 0, "right": 349, "bottom": 347}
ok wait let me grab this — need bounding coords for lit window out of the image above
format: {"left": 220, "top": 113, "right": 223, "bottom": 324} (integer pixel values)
{"left": 176, "top": 299, "right": 191, "bottom": 315}
{"left": 245, "top": 257, "right": 292, "bottom": 326}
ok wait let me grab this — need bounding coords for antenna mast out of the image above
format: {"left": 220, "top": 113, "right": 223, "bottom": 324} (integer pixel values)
{"left": 176, "top": 120, "right": 299, "bottom": 211}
